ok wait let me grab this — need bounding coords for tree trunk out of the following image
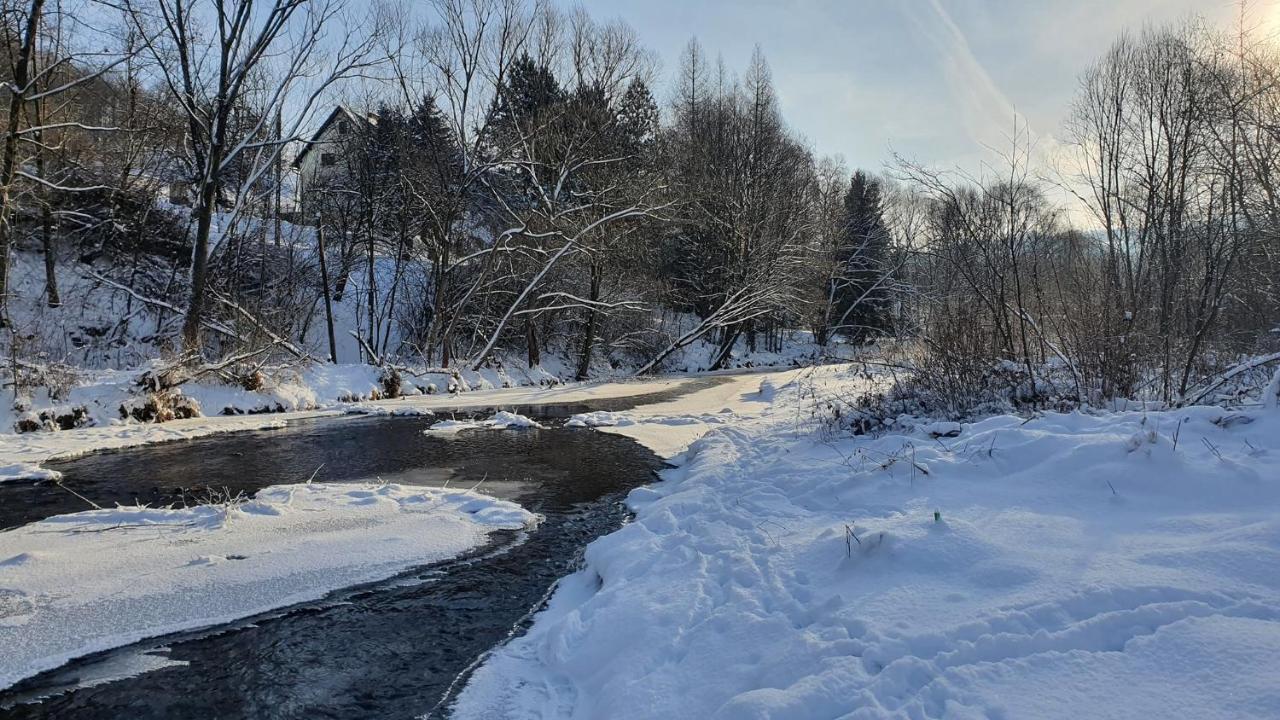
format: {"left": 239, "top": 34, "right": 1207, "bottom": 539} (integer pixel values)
{"left": 273, "top": 112, "right": 283, "bottom": 247}
{"left": 526, "top": 316, "right": 540, "bottom": 368}
{"left": 40, "top": 201, "right": 58, "bottom": 307}
{"left": 316, "top": 223, "right": 338, "bottom": 363}
{"left": 0, "top": 0, "right": 45, "bottom": 326}
{"left": 365, "top": 227, "right": 376, "bottom": 363}
{"left": 181, "top": 176, "right": 219, "bottom": 353}
{"left": 574, "top": 261, "right": 602, "bottom": 380}
{"left": 380, "top": 226, "right": 406, "bottom": 356}
{"left": 710, "top": 325, "right": 741, "bottom": 370}
{"left": 30, "top": 49, "right": 58, "bottom": 308}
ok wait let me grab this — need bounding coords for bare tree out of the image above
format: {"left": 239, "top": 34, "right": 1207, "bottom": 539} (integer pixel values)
{"left": 123, "top": 0, "right": 384, "bottom": 356}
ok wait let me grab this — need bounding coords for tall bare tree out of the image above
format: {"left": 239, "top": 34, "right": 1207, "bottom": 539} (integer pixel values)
{"left": 123, "top": 0, "right": 383, "bottom": 355}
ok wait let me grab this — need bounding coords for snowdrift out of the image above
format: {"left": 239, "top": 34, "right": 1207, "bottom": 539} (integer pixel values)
{"left": 455, "top": 372, "right": 1280, "bottom": 719}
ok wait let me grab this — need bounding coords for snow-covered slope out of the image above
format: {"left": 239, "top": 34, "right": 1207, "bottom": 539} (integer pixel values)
{"left": 0, "top": 482, "right": 534, "bottom": 690}
{"left": 454, "top": 369, "right": 1280, "bottom": 719}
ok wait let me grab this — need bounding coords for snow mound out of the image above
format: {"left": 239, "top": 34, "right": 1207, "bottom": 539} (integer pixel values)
{"left": 425, "top": 418, "right": 485, "bottom": 433}
{"left": 566, "top": 411, "right": 635, "bottom": 428}
{"left": 487, "top": 411, "right": 543, "bottom": 429}
{"left": 425, "top": 411, "right": 543, "bottom": 434}
{"left": 919, "top": 420, "right": 963, "bottom": 438}
{"left": 0, "top": 462, "right": 62, "bottom": 483}
{"left": 0, "top": 481, "right": 534, "bottom": 690}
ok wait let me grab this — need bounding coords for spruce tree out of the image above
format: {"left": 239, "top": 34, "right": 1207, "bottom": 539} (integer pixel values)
{"left": 835, "top": 170, "right": 892, "bottom": 340}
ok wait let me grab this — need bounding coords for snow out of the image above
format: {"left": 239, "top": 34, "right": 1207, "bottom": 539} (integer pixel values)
{"left": 918, "top": 420, "right": 963, "bottom": 438}
{"left": 0, "top": 463, "right": 62, "bottom": 483}
{"left": 426, "top": 418, "right": 487, "bottom": 433}
{"left": 486, "top": 411, "right": 544, "bottom": 429}
{"left": 426, "top": 411, "right": 543, "bottom": 434}
{"left": 0, "top": 412, "right": 307, "bottom": 474}
{"left": 453, "top": 368, "right": 1280, "bottom": 719}
{"left": 565, "top": 411, "right": 635, "bottom": 428}
{"left": 0, "top": 481, "right": 535, "bottom": 690}
{"left": 595, "top": 368, "right": 809, "bottom": 458}
{"left": 1265, "top": 366, "right": 1280, "bottom": 409}
{"left": 0, "top": 374, "right": 704, "bottom": 479}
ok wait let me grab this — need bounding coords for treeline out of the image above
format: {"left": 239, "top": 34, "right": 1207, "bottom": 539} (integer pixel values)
{"left": 1, "top": 0, "right": 1276, "bottom": 406}
{"left": 895, "top": 20, "right": 1280, "bottom": 408}
{"left": 0, "top": 0, "right": 899, "bottom": 380}
{"left": 303, "top": 7, "right": 899, "bottom": 379}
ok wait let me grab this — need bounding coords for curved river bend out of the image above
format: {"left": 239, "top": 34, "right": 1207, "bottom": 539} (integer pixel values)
{"left": 0, "top": 381, "right": 720, "bottom": 718}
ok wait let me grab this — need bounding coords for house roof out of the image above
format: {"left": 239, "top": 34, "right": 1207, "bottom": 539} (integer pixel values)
{"left": 292, "top": 105, "right": 375, "bottom": 169}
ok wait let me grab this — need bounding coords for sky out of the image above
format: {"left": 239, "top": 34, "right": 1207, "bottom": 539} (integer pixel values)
{"left": 580, "top": 0, "right": 1252, "bottom": 180}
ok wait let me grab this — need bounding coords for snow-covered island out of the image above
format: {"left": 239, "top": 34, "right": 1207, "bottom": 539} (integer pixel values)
{"left": 0, "top": 482, "right": 534, "bottom": 689}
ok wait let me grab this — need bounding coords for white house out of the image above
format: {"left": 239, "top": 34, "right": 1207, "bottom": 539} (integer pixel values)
{"left": 293, "top": 105, "right": 375, "bottom": 219}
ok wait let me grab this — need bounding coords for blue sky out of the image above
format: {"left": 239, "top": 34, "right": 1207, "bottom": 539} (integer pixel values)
{"left": 579, "top": 0, "right": 1247, "bottom": 176}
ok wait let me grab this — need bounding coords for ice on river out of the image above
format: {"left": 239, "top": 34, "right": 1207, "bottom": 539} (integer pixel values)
{"left": 0, "top": 481, "right": 534, "bottom": 690}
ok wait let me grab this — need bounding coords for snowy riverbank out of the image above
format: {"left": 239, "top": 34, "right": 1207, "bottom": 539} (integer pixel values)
{"left": 0, "top": 371, "right": 729, "bottom": 481}
{"left": 454, "top": 367, "right": 1280, "bottom": 719}
{"left": 0, "top": 481, "right": 534, "bottom": 690}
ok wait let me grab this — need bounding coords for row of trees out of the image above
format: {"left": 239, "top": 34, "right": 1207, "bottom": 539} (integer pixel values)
{"left": 3, "top": 0, "right": 1273, "bottom": 406}
{"left": 1, "top": 0, "right": 900, "bottom": 381}
{"left": 896, "top": 20, "right": 1280, "bottom": 406}
{"left": 278, "top": 0, "right": 899, "bottom": 378}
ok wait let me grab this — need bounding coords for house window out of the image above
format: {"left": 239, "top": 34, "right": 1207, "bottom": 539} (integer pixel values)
{"left": 338, "top": 120, "right": 350, "bottom": 135}
{"left": 321, "top": 153, "right": 336, "bottom": 167}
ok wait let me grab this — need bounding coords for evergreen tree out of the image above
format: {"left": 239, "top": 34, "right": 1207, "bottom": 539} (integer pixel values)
{"left": 616, "top": 78, "right": 658, "bottom": 159}
{"left": 483, "top": 53, "right": 564, "bottom": 160}
{"left": 834, "top": 170, "right": 892, "bottom": 339}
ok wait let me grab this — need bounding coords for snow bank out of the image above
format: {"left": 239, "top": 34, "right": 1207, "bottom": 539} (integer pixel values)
{"left": 0, "top": 374, "right": 710, "bottom": 481}
{"left": 454, "top": 374, "right": 1280, "bottom": 719}
{"left": 565, "top": 411, "right": 635, "bottom": 428}
{"left": 0, "top": 463, "right": 61, "bottom": 483}
{"left": 425, "top": 411, "right": 543, "bottom": 434}
{"left": 343, "top": 405, "right": 435, "bottom": 417}
{"left": 593, "top": 368, "right": 808, "bottom": 457}
{"left": 0, "top": 482, "right": 534, "bottom": 690}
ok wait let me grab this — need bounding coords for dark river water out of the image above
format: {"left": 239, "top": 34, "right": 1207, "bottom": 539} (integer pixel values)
{"left": 0, "top": 380, "right": 721, "bottom": 719}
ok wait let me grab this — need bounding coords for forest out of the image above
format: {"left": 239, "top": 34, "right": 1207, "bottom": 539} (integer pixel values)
{"left": 1, "top": 0, "right": 1277, "bottom": 414}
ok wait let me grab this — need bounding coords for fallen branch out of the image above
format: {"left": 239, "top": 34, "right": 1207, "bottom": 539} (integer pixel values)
{"left": 85, "top": 270, "right": 240, "bottom": 340}
{"left": 350, "top": 330, "right": 382, "bottom": 366}
{"left": 1184, "top": 351, "right": 1280, "bottom": 407}
{"left": 212, "top": 292, "right": 311, "bottom": 361}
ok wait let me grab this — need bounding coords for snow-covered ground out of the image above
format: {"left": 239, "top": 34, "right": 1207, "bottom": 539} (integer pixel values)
{"left": 0, "top": 481, "right": 534, "bottom": 690}
{"left": 2, "top": 236, "right": 845, "bottom": 449}
{"left": 591, "top": 370, "right": 808, "bottom": 457}
{"left": 455, "top": 366, "right": 1280, "bottom": 719}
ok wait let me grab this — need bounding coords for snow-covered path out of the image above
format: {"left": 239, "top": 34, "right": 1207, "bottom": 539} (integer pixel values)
{"left": 454, "top": 367, "right": 1280, "bottom": 719}
{"left": 595, "top": 368, "right": 811, "bottom": 458}
{"left": 0, "top": 482, "right": 533, "bottom": 690}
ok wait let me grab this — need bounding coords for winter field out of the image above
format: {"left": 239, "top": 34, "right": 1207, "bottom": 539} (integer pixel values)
{"left": 453, "top": 366, "right": 1280, "bottom": 719}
